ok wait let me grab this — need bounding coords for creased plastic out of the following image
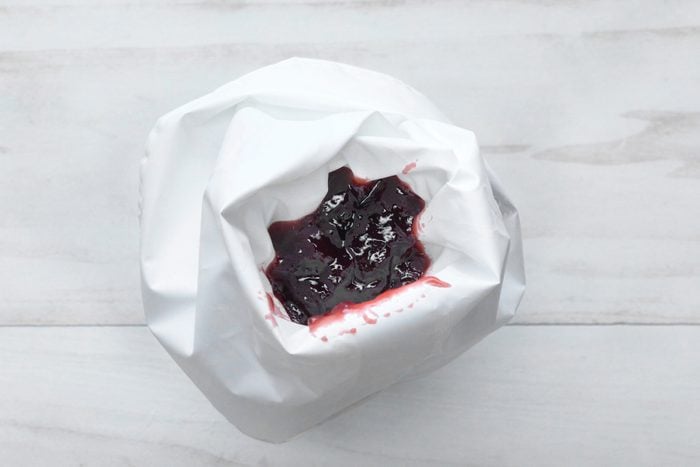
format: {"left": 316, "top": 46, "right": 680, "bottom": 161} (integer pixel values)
{"left": 140, "top": 58, "right": 525, "bottom": 442}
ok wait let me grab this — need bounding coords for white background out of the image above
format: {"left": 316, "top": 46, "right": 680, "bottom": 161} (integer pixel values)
{"left": 1, "top": 1, "right": 699, "bottom": 465}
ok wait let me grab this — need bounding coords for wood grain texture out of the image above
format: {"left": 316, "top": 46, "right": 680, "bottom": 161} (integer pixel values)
{"left": 0, "top": 0, "right": 699, "bottom": 324}
{"left": 1, "top": 325, "right": 699, "bottom": 466}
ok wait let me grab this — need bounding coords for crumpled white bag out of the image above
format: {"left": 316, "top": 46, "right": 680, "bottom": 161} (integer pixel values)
{"left": 140, "top": 58, "right": 525, "bottom": 442}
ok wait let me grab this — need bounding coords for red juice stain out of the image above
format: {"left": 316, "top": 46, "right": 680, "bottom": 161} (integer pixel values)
{"left": 264, "top": 313, "right": 278, "bottom": 327}
{"left": 412, "top": 211, "right": 424, "bottom": 236}
{"left": 307, "top": 275, "right": 450, "bottom": 340}
{"left": 363, "top": 310, "right": 378, "bottom": 324}
{"left": 266, "top": 293, "right": 287, "bottom": 318}
{"left": 402, "top": 161, "right": 417, "bottom": 174}
{"left": 263, "top": 292, "right": 288, "bottom": 327}
{"left": 423, "top": 276, "right": 451, "bottom": 288}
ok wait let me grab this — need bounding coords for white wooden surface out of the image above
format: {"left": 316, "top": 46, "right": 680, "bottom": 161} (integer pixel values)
{"left": 2, "top": 326, "right": 700, "bottom": 466}
{"left": 1, "top": 0, "right": 700, "bottom": 465}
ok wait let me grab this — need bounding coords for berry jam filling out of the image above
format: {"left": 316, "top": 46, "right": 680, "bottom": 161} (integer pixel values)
{"left": 265, "top": 167, "right": 430, "bottom": 325}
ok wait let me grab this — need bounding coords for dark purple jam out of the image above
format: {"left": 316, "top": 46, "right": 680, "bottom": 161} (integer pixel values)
{"left": 265, "top": 167, "right": 430, "bottom": 325}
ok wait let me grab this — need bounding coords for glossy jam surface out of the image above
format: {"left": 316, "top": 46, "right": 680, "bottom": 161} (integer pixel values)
{"left": 265, "top": 167, "right": 430, "bottom": 325}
